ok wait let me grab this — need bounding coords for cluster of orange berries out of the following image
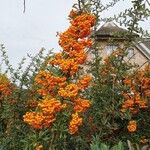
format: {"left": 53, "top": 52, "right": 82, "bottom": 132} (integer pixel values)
{"left": 23, "top": 9, "right": 95, "bottom": 135}
{"left": 69, "top": 113, "right": 82, "bottom": 135}
{"left": 73, "top": 98, "right": 91, "bottom": 113}
{"left": 35, "top": 144, "right": 43, "bottom": 150}
{"left": 127, "top": 120, "right": 137, "bottom": 133}
{"left": 78, "top": 75, "right": 92, "bottom": 90}
{"left": 101, "top": 58, "right": 114, "bottom": 77}
{"left": 58, "top": 83, "right": 79, "bottom": 99}
{"left": 135, "top": 65, "right": 150, "bottom": 98}
{"left": 35, "top": 71, "right": 67, "bottom": 96}
{"left": 121, "top": 65, "right": 149, "bottom": 114}
{"left": 23, "top": 98, "right": 66, "bottom": 129}
{"left": 49, "top": 9, "right": 96, "bottom": 76}
{"left": 121, "top": 91, "right": 148, "bottom": 114}
{"left": 0, "top": 74, "right": 14, "bottom": 101}
{"left": 122, "top": 65, "right": 150, "bottom": 134}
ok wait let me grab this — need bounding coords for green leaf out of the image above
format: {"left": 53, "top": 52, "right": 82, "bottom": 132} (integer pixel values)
{"left": 91, "top": 144, "right": 100, "bottom": 150}
{"left": 111, "top": 141, "right": 124, "bottom": 150}
{"left": 100, "top": 143, "right": 109, "bottom": 150}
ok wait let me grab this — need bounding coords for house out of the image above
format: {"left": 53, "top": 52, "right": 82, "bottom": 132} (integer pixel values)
{"left": 94, "top": 21, "right": 150, "bottom": 68}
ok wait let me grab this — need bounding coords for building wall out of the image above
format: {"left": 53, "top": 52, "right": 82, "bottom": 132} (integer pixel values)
{"left": 92, "top": 40, "right": 149, "bottom": 68}
{"left": 128, "top": 47, "right": 149, "bottom": 68}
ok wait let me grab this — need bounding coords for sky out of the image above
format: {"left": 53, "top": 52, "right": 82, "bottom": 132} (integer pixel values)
{"left": 0, "top": 0, "right": 149, "bottom": 68}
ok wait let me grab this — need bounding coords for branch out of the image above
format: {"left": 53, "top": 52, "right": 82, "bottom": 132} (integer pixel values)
{"left": 77, "top": 0, "right": 82, "bottom": 11}
{"left": 23, "top": 0, "right": 26, "bottom": 13}
{"left": 146, "top": 0, "right": 150, "bottom": 6}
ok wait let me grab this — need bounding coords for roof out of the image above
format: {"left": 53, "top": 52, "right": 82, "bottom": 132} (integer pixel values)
{"left": 143, "top": 39, "right": 150, "bottom": 50}
{"left": 134, "top": 39, "right": 150, "bottom": 59}
{"left": 94, "top": 21, "right": 150, "bottom": 60}
{"left": 95, "top": 21, "right": 138, "bottom": 39}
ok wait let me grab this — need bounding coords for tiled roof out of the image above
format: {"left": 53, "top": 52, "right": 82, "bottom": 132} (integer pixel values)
{"left": 95, "top": 21, "right": 138, "bottom": 39}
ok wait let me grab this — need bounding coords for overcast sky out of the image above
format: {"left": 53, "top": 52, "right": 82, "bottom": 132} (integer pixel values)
{"left": 0, "top": 0, "right": 149, "bottom": 68}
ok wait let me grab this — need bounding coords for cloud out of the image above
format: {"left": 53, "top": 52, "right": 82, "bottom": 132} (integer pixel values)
{"left": 0, "top": 0, "right": 74, "bottom": 67}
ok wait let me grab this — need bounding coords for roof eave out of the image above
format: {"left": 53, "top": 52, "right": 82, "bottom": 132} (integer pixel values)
{"left": 133, "top": 41, "right": 150, "bottom": 60}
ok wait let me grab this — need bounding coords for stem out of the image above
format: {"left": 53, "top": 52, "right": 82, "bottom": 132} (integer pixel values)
{"left": 23, "top": 0, "right": 26, "bottom": 13}
{"left": 78, "top": 0, "right": 82, "bottom": 11}
{"left": 146, "top": 0, "right": 150, "bottom": 6}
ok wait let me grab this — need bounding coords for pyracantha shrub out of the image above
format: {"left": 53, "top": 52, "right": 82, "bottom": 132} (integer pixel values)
{"left": 23, "top": 9, "right": 96, "bottom": 137}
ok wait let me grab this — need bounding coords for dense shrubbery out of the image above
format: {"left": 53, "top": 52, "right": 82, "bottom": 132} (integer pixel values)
{"left": 0, "top": 0, "right": 149, "bottom": 149}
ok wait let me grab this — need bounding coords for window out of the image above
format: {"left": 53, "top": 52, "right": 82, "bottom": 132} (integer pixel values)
{"left": 127, "top": 48, "right": 134, "bottom": 59}
{"left": 105, "top": 45, "right": 118, "bottom": 55}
